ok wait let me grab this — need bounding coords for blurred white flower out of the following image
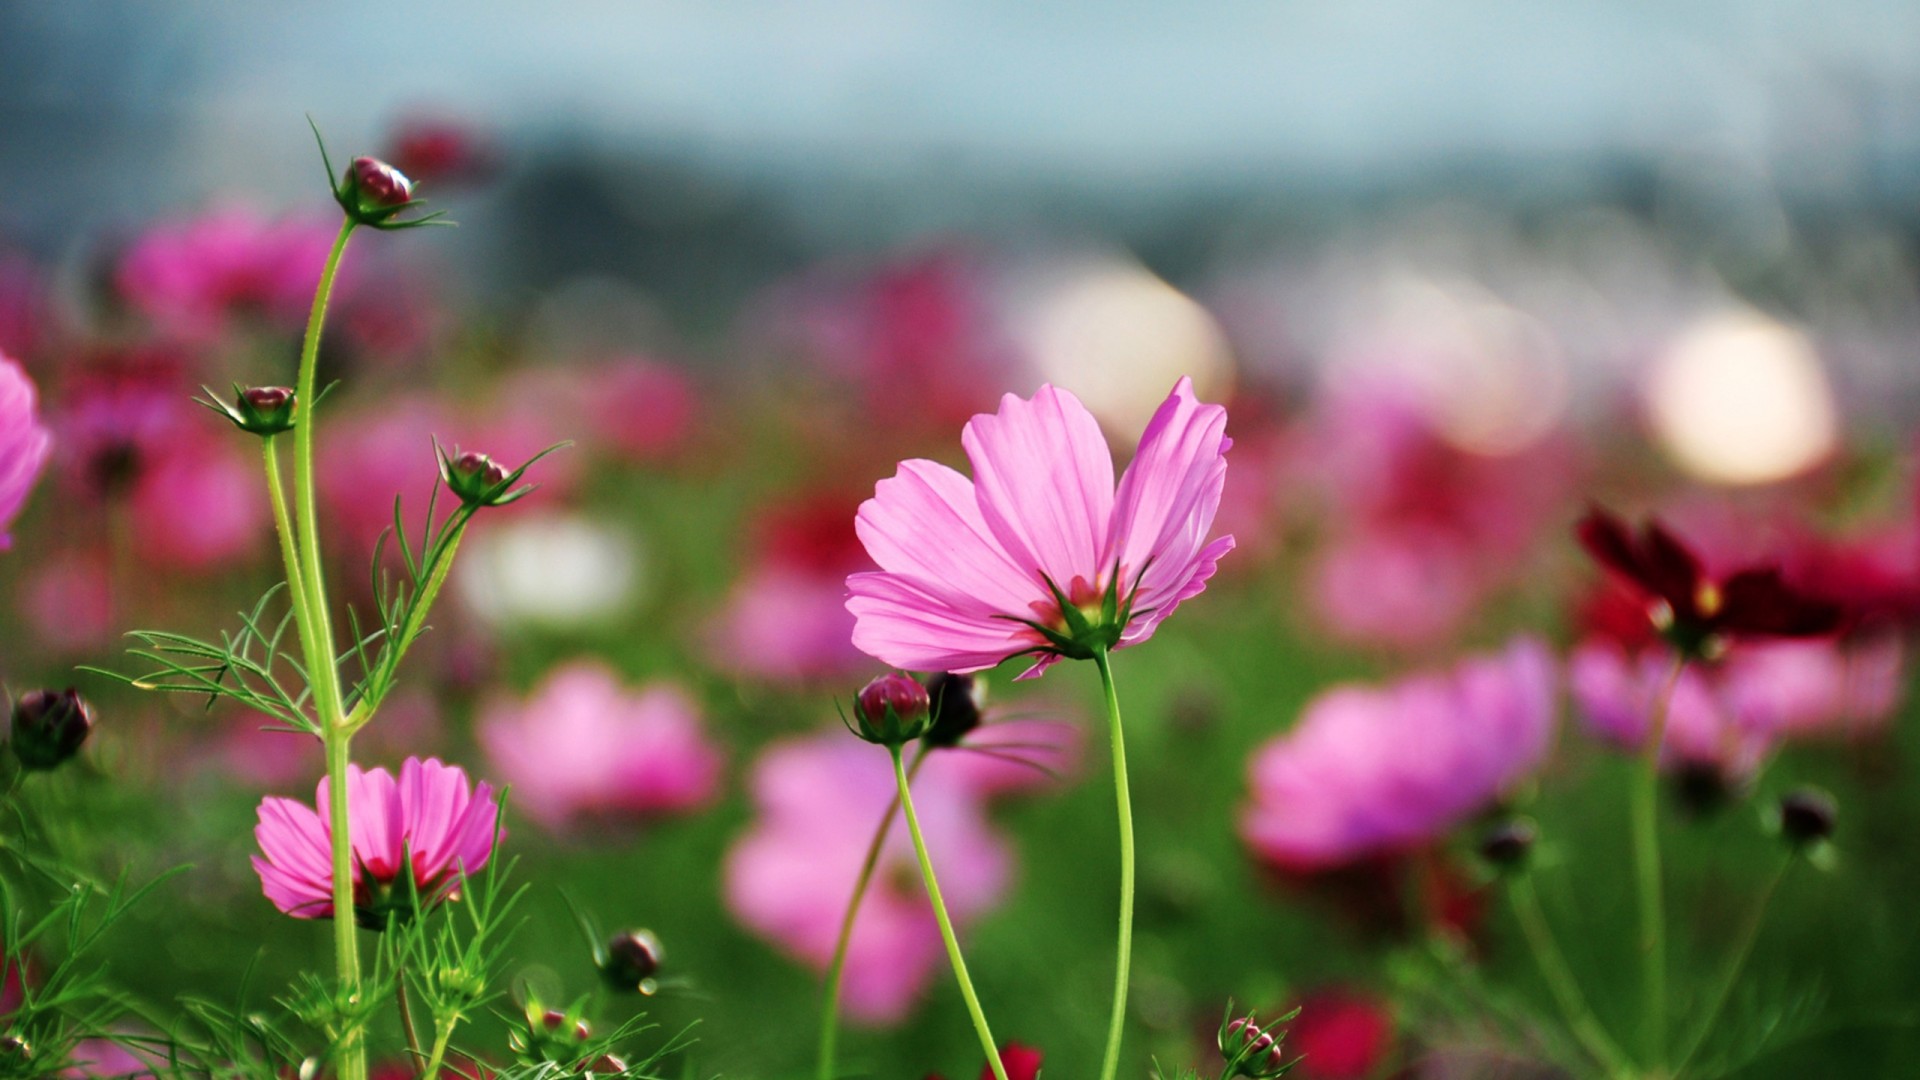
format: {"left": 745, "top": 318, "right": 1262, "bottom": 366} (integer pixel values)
{"left": 457, "top": 513, "right": 643, "bottom": 631}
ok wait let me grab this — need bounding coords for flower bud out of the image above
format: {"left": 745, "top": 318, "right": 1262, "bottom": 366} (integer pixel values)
{"left": 335, "top": 156, "right": 418, "bottom": 226}
{"left": 541, "top": 1010, "right": 590, "bottom": 1041}
{"left": 239, "top": 386, "right": 297, "bottom": 434}
{"left": 199, "top": 383, "right": 299, "bottom": 436}
{"left": 10, "top": 688, "right": 93, "bottom": 771}
{"left": 1778, "top": 788, "right": 1837, "bottom": 847}
{"left": 0, "top": 1034, "right": 29, "bottom": 1061}
{"left": 1219, "top": 1013, "right": 1298, "bottom": 1079}
{"left": 1477, "top": 817, "right": 1537, "bottom": 872}
{"left": 922, "top": 672, "right": 984, "bottom": 747}
{"left": 439, "top": 448, "right": 510, "bottom": 507}
{"left": 852, "top": 673, "right": 931, "bottom": 747}
{"left": 600, "top": 929, "right": 662, "bottom": 992}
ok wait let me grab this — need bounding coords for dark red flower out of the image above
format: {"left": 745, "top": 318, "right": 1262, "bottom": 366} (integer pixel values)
{"left": 1575, "top": 506, "right": 1841, "bottom": 655}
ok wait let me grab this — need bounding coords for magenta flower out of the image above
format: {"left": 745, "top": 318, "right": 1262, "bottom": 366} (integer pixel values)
{"left": 477, "top": 662, "right": 724, "bottom": 832}
{"left": 0, "top": 352, "right": 51, "bottom": 549}
{"left": 848, "top": 378, "right": 1232, "bottom": 678}
{"left": 252, "top": 757, "right": 499, "bottom": 927}
{"left": 1241, "top": 638, "right": 1556, "bottom": 870}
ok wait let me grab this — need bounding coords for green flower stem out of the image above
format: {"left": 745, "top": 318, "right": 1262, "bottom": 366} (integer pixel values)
{"left": 419, "top": 1019, "right": 456, "bottom": 1080}
{"left": 890, "top": 746, "right": 1009, "bottom": 1080}
{"left": 1672, "top": 853, "right": 1795, "bottom": 1077}
{"left": 1630, "top": 653, "right": 1687, "bottom": 1077}
{"left": 292, "top": 215, "right": 365, "bottom": 1080}
{"left": 261, "top": 437, "right": 318, "bottom": 713}
{"left": 1510, "top": 873, "right": 1633, "bottom": 1078}
{"left": 1093, "top": 646, "right": 1134, "bottom": 1080}
{"left": 817, "top": 745, "right": 930, "bottom": 1080}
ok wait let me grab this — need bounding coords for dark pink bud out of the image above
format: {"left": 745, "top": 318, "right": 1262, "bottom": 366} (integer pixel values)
{"left": 351, "top": 156, "right": 413, "bottom": 207}
{"left": 11, "top": 688, "right": 93, "bottom": 771}
{"left": 852, "top": 673, "right": 930, "bottom": 746}
{"left": 601, "top": 928, "right": 662, "bottom": 991}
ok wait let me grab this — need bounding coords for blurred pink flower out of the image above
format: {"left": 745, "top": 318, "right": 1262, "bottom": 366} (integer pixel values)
{"left": 124, "top": 434, "right": 266, "bottom": 569}
{"left": 753, "top": 250, "right": 1012, "bottom": 429}
{"left": 1571, "top": 636, "right": 1903, "bottom": 777}
{"left": 114, "top": 210, "right": 341, "bottom": 342}
{"left": 0, "top": 351, "right": 51, "bottom": 548}
{"left": 49, "top": 352, "right": 265, "bottom": 568}
{"left": 576, "top": 358, "right": 700, "bottom": 462}
{"left": 18, "top": 551, "right": 114, "bottom": 653}
{"left": 62, "top": 1037, "right": 155, "bottom": 1078}
{"left": 1241, "top": 637, "right": 1556, "bottom": 871}
{"left": 708, "top": 491, "right": 875, "bottom": 683}
{"left": 723, "top": 733, "right": 1014, "bottom": 1025}
{"left": 477, "top": 661, "right": 723, "bottom": 831}
{"left": 1291, "top": 376, "right": 1577, "bottom": 649}
{"left": 848, "top": 378, "right": 1233, "bottom": 679}
{"left": 252, "top": 757, "right": 498, "bottom": 924}
{"left": 319, "top": 396, "right": 450, "bottom": 555}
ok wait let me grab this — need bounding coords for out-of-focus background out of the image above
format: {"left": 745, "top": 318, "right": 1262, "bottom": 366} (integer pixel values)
{"left": 5, "top": 5, "right": 1920, "bottom": 1078}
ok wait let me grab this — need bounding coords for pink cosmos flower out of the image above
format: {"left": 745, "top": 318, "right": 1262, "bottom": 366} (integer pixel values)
{"left": 477, "top": 661, "right": 723, "bottom": 832}
{"left": 252, "top": 757, "right": 498, "bottom": 927}
{"left": 1241, "top": 638, "right": 1556, "bottom": 870}
{"left": 723, "top": 733, "right": 1016, "bottom": 1025}
{"left": 0, "top": 351, "right": 51, "bottom": 548}
{"left": 848, "top": 378, "right": 1232, "bottom": 679}
{"left": 114, "top": 210, "right": 342, "bottom": 342}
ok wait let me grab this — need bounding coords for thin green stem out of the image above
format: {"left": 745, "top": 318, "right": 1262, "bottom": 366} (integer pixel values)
{"left": 293, "top": 216, "right": 364, "bottom": 1080}
{"left": 891, "top": 747, "right": 1009, "bottom": 1080}
{"left": 1510, "top": 874, "right": 1634, "bottom": 1078}
{"left": 1630, "top": 652, "right": 1687, "bottom": 1077}
{"left": 1093, "top": 646, "right": 1134, "bottom": 1080}
{"left": 1672, "top": 854, "right": 1795, "bottom": 1077}
{"left": 817, "top": 746, "right": 929, "bottom": 1080}
{"left": 396, "top": 972, "right": 422, "bottom": 1060}
{"left": 261, "top": 438, "right": 319, "bottom": 721}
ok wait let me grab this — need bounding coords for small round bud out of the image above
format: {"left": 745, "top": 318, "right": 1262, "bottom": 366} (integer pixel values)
{"left": 1778, "top": 788, "right": 1837, "bottom": 847}
{"left": 441, "top": 449, "right": 511, "bottom": 507}
{"left": 1219, "top": 1014, "right": 1294, "bottom": 1079}
{"left": 1477, "top": 817, "right": 1537, "bottom": 872}
{"left": 0, "top": 1034, "right": 30, "bottom": 1060}
{"left": 11, "top": 689, "right": 93, "bottom": 771}
{"left": 347, "top": 156, "right": 414, "bottom": 217}
{"left": 922, "top": 672, "right": 984, "bottom": 748}
{"left": 235, "top": 386, "right": 297, "bottom": 435}
{"left": 600, "top": 929, "right": 662, "bottom": 992}
{"left": 852, "top": 673, "right": 931, "bottom": 746}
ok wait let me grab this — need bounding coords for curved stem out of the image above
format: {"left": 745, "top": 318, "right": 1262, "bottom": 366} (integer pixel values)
{"left": 1510, "top": 874, "right": 1633, "bottom": 1078}
{"left": 817, "top": 746, "right": 929, "bottom": 1080}
{"left": 294, "top": 216, "right": 364, "bottom": 1080}
{"left": 1672, "top": 854, "right": 1794, "bottom": 1077}
{"left": 1630, "top": 652, "right": 1687, "bottom": 1077}
{"left": 891, "top": 747, "right": 1009, "bottom": 1080}
{"left": 1093, "top": 646, "right": 1134, "bottom": 1080}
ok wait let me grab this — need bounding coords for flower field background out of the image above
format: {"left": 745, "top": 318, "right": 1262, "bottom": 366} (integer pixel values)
{"left": 3, "top": 7, "right": 1920, "bottom": 1078}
